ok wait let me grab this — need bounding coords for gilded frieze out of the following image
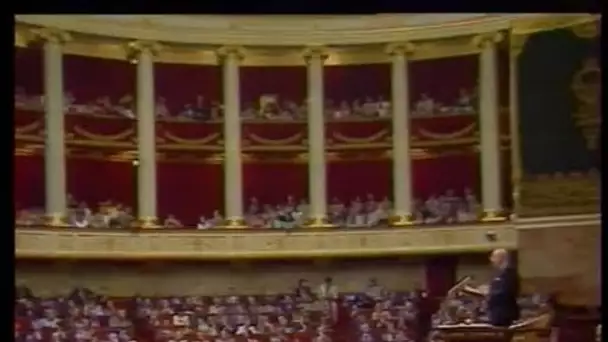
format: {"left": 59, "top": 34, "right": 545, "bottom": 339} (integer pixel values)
{"left": 15, "top": 225, "right": 517, "bottom": 260}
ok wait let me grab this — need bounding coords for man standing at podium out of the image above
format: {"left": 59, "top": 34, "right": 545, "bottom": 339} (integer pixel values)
{"left": 464, "top": 248, "right": 520, "bottom": 327}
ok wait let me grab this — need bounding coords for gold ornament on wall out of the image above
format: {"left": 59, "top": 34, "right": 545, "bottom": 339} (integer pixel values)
{"left": 571, "top": 58, "right": 600, "bottom": 150}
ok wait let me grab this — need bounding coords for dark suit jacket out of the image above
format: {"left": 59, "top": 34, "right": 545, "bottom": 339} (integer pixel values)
{"left": 488, "top": 266, "right": 520, "bottom": 326}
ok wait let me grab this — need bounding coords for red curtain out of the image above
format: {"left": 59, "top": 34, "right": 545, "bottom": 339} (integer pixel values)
{"left": 409, "top": 55, "right": 478, "bottom": 105}
{"left": 425, "top": 255, "right": 458, "bottom": 300}
{"left": 14, "top": 47, "right": 43, "bottom": 94}
{"left": 154, "top": 63, "right": 222, "bottom": 114}
{"left": 14, "top": 155, "right": 45, "bottom": 210}
{"left": 157, "top": 162, "right": 223, "bottom": 225}
{"left": 66, "top": 158, "right": 134, "bottom": 209}
{"left": 242, "top": 163, "right": 308, "bottom": 205}
{"left": 63, "top": 55, "right": 135, "bottom": 103}
{"left": 324, "top": 64, "right": 391, "bottom": 102}
{"left": 239, "top": 67, "right": 307, "bottom": 104}
{"left": 412, "top": 152, "right": 479, "bottom": 200}
{"left": 326, "top": 161, "right": 391, "bottom": 201}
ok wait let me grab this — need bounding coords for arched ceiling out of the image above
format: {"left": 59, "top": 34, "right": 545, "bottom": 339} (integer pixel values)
{"left": 14, "top": 14, "right": 598, "bottom": 46}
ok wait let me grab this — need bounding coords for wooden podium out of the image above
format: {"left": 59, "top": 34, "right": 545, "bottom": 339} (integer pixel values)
{"left": 432, "top": 277, "right": 553, "bottom": 342}
{"left": 433, "top": 313, "right": 553, "bottom": 342}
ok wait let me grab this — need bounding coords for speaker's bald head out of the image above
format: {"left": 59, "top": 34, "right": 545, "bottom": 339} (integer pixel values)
{"left": 490, "top": 248, "right": 509, "bottom": 268}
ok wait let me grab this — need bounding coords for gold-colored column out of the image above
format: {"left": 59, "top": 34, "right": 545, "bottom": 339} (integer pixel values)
{"left": 508, "top": 33, "right": 529, "bottom": 219}
{"left": 386, "top": 43, "right": 415, "bottom": 227}
{"left": 35, "top": 29, "right": 71, "bottom": 226}
{"left": 303, "top": 46, "right": 333, "bottom": 228}
{"left": 473, "top": 33, "right": 506, "bottom": 222}
{"left": 217, "top": 46, "right": 246, "bottom": 229}
{"left": 128, "top": 41, "right": 160, "bottom": 228}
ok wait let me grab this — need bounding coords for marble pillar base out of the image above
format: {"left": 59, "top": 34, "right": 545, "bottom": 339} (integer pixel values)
{"left": 135, "top": 216, "right": 159, "bottom": 229}
{"left": 217, "top": 217, "right": 248, "bottom": 229}
{"left": 480, "top": 210, "right": 508, "bottom": 222}
{"left": 45, "top": 213, "right": 68, "bottom": 227}
{"left": 389, "top": 213, "right": 415, "bottom": 227}
{"left": 303, "top": 215, "right": 337, "bottom": 228}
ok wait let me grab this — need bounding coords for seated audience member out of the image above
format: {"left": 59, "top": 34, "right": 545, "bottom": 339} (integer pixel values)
{"left": 210, "top": 210, "right": 224, "bottom": 227}
{"left": 318, "top": 277, "right": 338, "bottom": 300}
{"left": 64, "top": 91, "right": 75, "bottom": 112}
{"left": 456, "top": 88, "right": 474, "bottom": 113}
{"left": 377, "top": 96, "right": 391, "bottom": 118}
{"left": 155, "top": 97, "right": 170, "bottom": 118}
{"left": 179, "top": 103, "right": 197, "bottom": 119}
{"left": 117, "top": 94, "right": 136, "bottom": 119}
{"left": 164, "top": 215, "right": 183, "bottom": 228}
{"left": 413, "top": 94, "right": 436, "bottom": 117}
{"left": 196, "top": 216, "right": 213, "bottom": 230}
{"left": 295, "top": 279, "right": 315, "bottom": 302}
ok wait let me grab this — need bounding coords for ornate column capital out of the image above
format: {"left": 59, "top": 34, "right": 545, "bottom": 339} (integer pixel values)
{"left": 216, "top": 45, "right": 246, "bottom": 62}
{"left": 126, "top": 40, "right": 161, "bottom": 63}
{"left": 472, "top": 32, "right": 504, "bottom": 49}
{"left": 302, "top": 45, "right": 329, "bottom": 63}
{"left": 385, "top": 42, "right": 415, "bottom": 57}
{"left": 30, "top": 28, "right": 71, "bottom": 45}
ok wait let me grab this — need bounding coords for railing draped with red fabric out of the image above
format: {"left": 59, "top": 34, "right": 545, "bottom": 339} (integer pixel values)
{"left": 63, "top": 54, "right": 135, "bottom": 103}
{"left": 409, "top": 54, "right": 478, "bottom": 105}
{"left": 324, "top": 63, "right": 391, "bottom": 101}
{"left": 239, "top": 66, "right": 307, "bottom": 104}
{"left": 154, "top": 63, "right": 222, "bottom": 114}
{"left": 157, "top": 162, "right": 223, "bottom": 225}
{"left": 14, "top": 47, "right": 43, "bottom": 94}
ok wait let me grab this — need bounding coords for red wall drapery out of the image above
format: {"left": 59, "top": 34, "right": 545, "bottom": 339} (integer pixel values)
{"left": 63, "top": 55, "right": 136, "bottom": 103}
{"left": 412, "top": 152, "right": 479, "bottom": 200}
{"left": 14, "top": 47, "right": 43, "bottom": 94}
{"left": 157, "top": 162, "right": 223, "bottom": 225}
{"left": 14, "top": 155, "right": 45, "bottom": 209}
{"left": 326, "top": 161, "right": 391, "bottom": 201}
{"left": 409, "top": 55, "right": 478, "bottom": 105}
{"left": 154, "top": 63, "right": 222, "bottom": 114}
{"left": 239, "top": 67, "right": 307, "bottom": 104}
{"left": 66, "top": 158, "right": 134, "bottom": 209}
{"left": 324, "top": 64, "right": 391, "bottom": 101}
{"left": 242, "top": 163, "right": 308, "bottom": 205}
{"left": 425, "top": 255, "right": 458, "bottom": 299}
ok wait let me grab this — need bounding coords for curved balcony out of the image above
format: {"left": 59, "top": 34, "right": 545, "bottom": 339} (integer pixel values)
{"left": 13, "top": 14, "right": 600, "bottom": 259}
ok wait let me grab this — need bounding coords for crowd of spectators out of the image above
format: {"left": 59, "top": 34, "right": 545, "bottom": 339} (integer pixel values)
{"left": 14, "top": 88, "right": 476, "bottom": 122}
{"left": 14, "top": 277, "right": 423, "bottom": 342}
{"left": 15, "top": 276, "right": 547, "bottom": 342}
{"left": 15, "top": 188, "right": 481, "bottom": 230}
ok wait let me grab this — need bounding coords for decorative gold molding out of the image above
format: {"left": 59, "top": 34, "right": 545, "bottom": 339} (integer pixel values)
{"left": 29, "top": 27, "right": 71, "bottom": 45}
{"left": 14, "top": 14, "right": 594, "bottom": 66}
{"left": 302, "top": 45, "right": 329, "bottom": 63}
{"left": 471, "top": 31, "right": 504, "bottom": 48}
{"left": 510, "top": 14, "right": 600, "bottom": 35}
{"left": 216, "top": 45, "right": 246, "bottom": 62}
{"left": 15, "top": 224, "right": 517, "bottom": 260}
{"left": 569, "top": 20, "right": 600, "bottom": 39}
{"left": 519, "top": 172, "right": 600, "bottom": 217}
{"left": 385, "top": 42, "right": 416, "bottom": 56}
{"left": 125, "top": 40, "right": 162, "bottom": 62}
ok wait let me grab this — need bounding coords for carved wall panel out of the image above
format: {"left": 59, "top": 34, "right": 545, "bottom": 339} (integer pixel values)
{"left": 16, "top": 259, "right": 425, "bottom": 296}
{"left": 518, "top": 222, "right": 601, "bottom": 306}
